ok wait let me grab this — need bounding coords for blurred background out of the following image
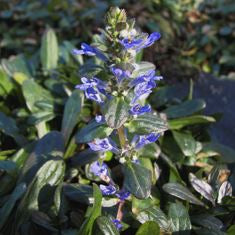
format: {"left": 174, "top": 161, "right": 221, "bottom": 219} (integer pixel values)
{"left": 0, "top": 0, "right": 234, "bottom": 148}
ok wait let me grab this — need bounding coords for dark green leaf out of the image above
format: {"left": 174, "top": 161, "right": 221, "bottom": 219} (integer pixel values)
{"left": 169, "top": 115, "right": 216, "bottom": 130}
{"left": 164, "top": 99, "right": 206, "bottom": 119}
{"left": 94, "top": 216, "right": 119, "bottom": 235}
{"left": 76, "top": 120, "right": 113, "bottom": 143}
{"left": 19, "top": 131, "right": 64, "bottom": 184}
{"left": 40, "top": 28, "right": 59, "bottom": 72}
{"left": 0, "top": 160, "right": 17, "bottom": 177}
{"left": 201, "top": 143, "right": 235, "bottom": 163}
{"left": 126, "top": 113, "right": 168, "bottom": 134}
{"left": 163, "top": 183, "right": 204, "bottom": 206}
{"left": 0, "top": 111, "right": 27, "bottom": 146}
{"left": 69, "top": 149, "right": 100, "bottom": 166}
{"left": 78, "top": 184, "right": 102, "bottom": 235}
{"left": 123, "top": 162, "right": 152, "bottom": 199}
{"left": 136, "top": 221, "right": 160, "bottom": 235}
{"left": 15, "top": 159, "right": 65, "bottom": 231}
{"left": 61, "top": 90, "right": 84, "bottom": 144}
{"left": 168, "top": 203, "right": 191, "bottom": 233}
{"left": 104, "top": 96, "right": 129, "bottom": 129}
{"left": 0, "top": 183, "right": 26, "bottom": 229}
{"left": 136, "top": 206, "right": 169, "bottom": 231}
{"left": 172, "top": 131, "right": 197, "bottom": 156}
{"left": 191, "top": 214, "right": 223, "bottom": 231}
{"left": 63, "top": 184, "right": 93, "bottom": 204}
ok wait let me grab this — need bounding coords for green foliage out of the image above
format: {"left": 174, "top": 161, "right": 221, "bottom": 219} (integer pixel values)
{"left": 0, "top": 3, "right": 234, "bottom": 235}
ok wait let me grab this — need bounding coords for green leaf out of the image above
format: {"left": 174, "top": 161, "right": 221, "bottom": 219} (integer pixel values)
{"left": 94, "top": 216, "right": 119, "bottom": 235}
{"left": 136, "top": 206, "right": 169, "bottom": 231}
{"left": 40, "top": 28, "right": 59, "bottom": 72}
{"left": 61, "top": 90, "right": 84, "bottom": 144}
{"left": 201, "top": 143, "right": 235, "bottom": 163}
{"left": 191, "top": 214, "right": 223, "bottom": 231}
{"left": 0, "top": 68, "right": 13, "bottom": 95}
{"left": 163, "top": 183, "right": 204, "bottom": 206}
{"left": 123, "top": 162, "right": 152, "bottom": 199}
{"left": 22, "top": 79, "right": 54, "bottom": 113}
{"left": 150, "top": 85, "right": 187, "bottom": 108}
{"left": 0, "top": 111, "right": 27, "bottom": 146}
{"left": 126, "top": 113, "right": 168, "bottom": 134}
{"left": 78, "top": 184, "right": 102, "bottom": 235}
{"left": 15, "top": 159, "right": 65, "bottom": 231}
{"left": 189, "top": 173, "right": 215, "bottom": 206}
{"left": 0, "top": 160, "right": 17, "bottom": 177}
{"left": 0, "top": 183, "right": 27, "bottom": 230}
{"left": 169, "top": 115, "right": 216, "bottom": 130}
{"left": 64, "top": 184, "right": 93, "bottom": 204}
{"left": 136, "top": 221, "right": 160, "bottom": 235}
{"left": 69, "top": 149, "right": 100, "bottom": 166}
{"left": 172, "top": 131, "right": 197, "bottom": 156}
{"left": 104, "top": 96, "right": 129, "bottom": 129}
{"left": 1, "top": 54, "right": 31, "bottom": 78}
{"left": 168, "top": 203, "right": 192, "bottom": 233}
{"left": 76, "top": 120, "right": 113, "bottom": 143}
{"left": 227, "top": 225, "right": 235, "bottom": 235}
{"left": 164, "top": 99, "right": 206, "bottom": 119}
{"left": 19, "top": 131, "right": 64, "bottom": 184}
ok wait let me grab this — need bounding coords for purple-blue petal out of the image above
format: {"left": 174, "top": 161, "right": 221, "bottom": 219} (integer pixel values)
{"left": 100, "top": 184, "right": 116, "bottom": 195}
{"left": 130, "top": 104, "right": 151, "bottom": 115}
{"left": 90, "top": 161, "right": 108, "bottom": 177}
{"left": 112, "top": 219, "right": 123, "bottom": 230}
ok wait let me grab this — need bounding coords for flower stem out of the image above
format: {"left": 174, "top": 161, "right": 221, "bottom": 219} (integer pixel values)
{"left": 117, "top": 126, "right": 126, "bottom": 148}
{"left": 116, "top": 200, "right": 125, "bottom": 220}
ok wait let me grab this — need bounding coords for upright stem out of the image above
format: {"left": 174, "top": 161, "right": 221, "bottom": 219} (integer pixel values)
{"left": 117, "top": 126, "right": 126, "bottom": 148}
{"left": 116, "top": 200, "right": 125, "bottom": 220}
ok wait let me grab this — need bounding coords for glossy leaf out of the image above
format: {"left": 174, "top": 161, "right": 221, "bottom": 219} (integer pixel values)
{"left": 18, "top": 131, "right": 64, "bottom": 184}
{"left": 61, "top": 90, "right": 84, "bottom": 144}
{"left": 136, "top": 206, "right": 169, "bottom": 231}
{"left": 126, "top": 113, "right": 168, "bottom": 134}
{"left": 163, "top": 182, "right": 204, "bottom": 206}
{"left": 104, "top": 96, "right": 129, "bottom": 129}
{"left": 123, "top": 162, "right": 152, "bottom": 199}
{"left": 164, "top": 99, "right": 206, "bottom": 119}
{"left": 15, "top": 159, "right": 65, "bottom": 231}
{"left": 76, "top": 120, "right": 113, "bottom": 143}
{"left": 136, "top": 221, "right": 160, "bottom": 235}
{"left": 189, "top": 173, "right": 215, "bottom": 205}
{"left": 94, "top": 216, "right": 119, "bottom": 235}
{"left": 172, "top": 131, "right": 197, "bottom": 156}
{"left": 217, "top": 181, "right": 232, "bottom": 203}
{"left": 168, "top": 203, "right": 192, "bottom": 233}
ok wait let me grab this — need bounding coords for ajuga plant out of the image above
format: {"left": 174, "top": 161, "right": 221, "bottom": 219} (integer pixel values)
{"left": 71, "top": 7, "right": 168, "bottom": 231}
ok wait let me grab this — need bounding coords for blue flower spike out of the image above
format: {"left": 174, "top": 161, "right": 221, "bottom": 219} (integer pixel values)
{"left": 72, "top": 43, "right": 107, "bottom": 61}
{"left": 135, "top": 133, "right": 161, "bottom": 149}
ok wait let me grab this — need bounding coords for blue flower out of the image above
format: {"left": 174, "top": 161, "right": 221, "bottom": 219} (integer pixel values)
{"left": 72, "top": 43, "right": 107, "bottom": 61}
{"left": 112, "top": 219, "right": 123, "bottom": 231}
{"left": 129, "top": 104, "right": 151, "bottom": 115}
{"left": 129, "top": 70, "right": 163, "bottom": 104}
{"left": 95, "top": 115, "right": 104, "bottom": 123}
{"left": 90, "top": 161, "right": 108, "bottom": 177}
{"left": 88, "top": 138, "right": 119, "bottom": 153}
{"left": 110, "top": 67, "right": 131, "bottom": 83}
{"left": 116, "top": 190, "right": 130, "bottom": 201}
{"left": 120, "top": 32, "right": 161, "bottom": 52}
{"left": 134, "top": 133, "right": 161, "bottom": 149}
{"left": 100, "top": 184, "right": 117, "bottom": 195}
{"left": 75, "top": 77, "right": 107, "bottom": 103}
